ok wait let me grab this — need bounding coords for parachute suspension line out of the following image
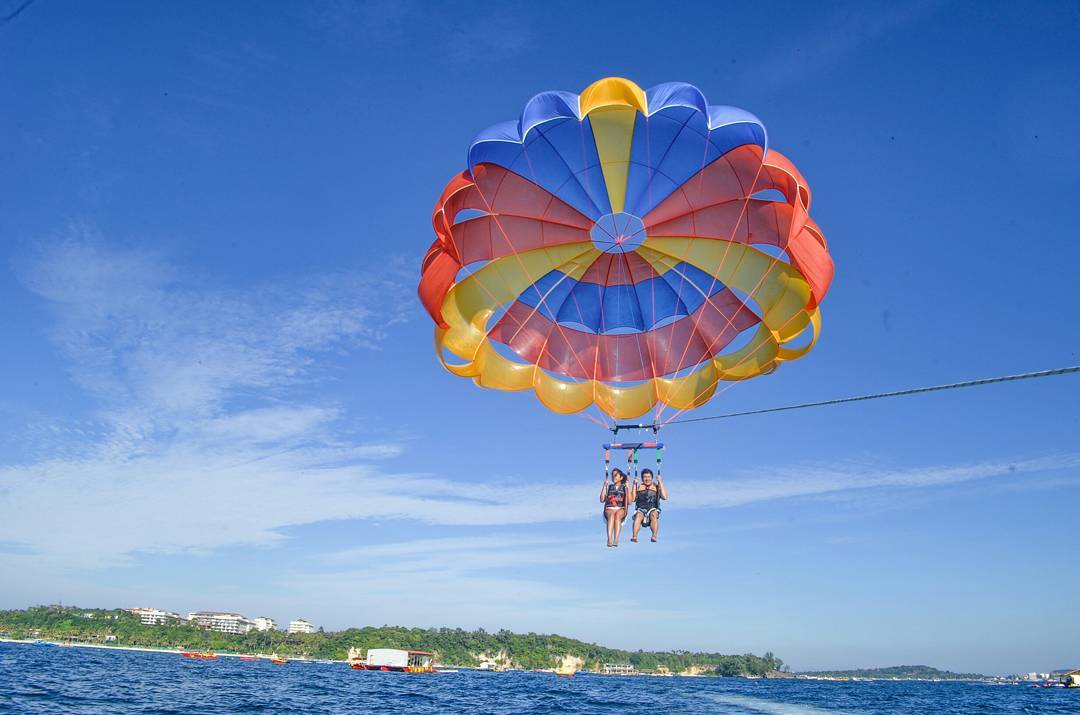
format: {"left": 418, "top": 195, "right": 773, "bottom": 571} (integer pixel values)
{"left": 445, "top": 179, "right": 591, "bottom": 372}
{"left": 663, "top": 365, "right": 1080, "bottom": 427}
{"left": 657, "top": 304, "right": 813, "bottom": 427}
{"left": 652, "top": 157, "right": 771, "bottom": 425}
{"left": 601, "top": 239, "right": 620, "bottom": 388}
{"left": 650, "top": 244, "right": 799, "bottom": 427}
{"left": 644, "top": 115, "right": 664, "bottom": 426}
{"left": 604, "top": 447, "right": 611, "bottom": 481}
{"left": 643, "top": 111, "right": 707, "bottom": 424}
{"left": 658, "top": 124, "right": 755, "bottom": 387}
{"left": 473, "top": 153, "right": 598, "bottom": 385}
{"left": 521, "top": 136, "right": 617, "bottom": 391}
{"left": 651, "top": 142, "right": 726, "bottom": 423}
{"left": 625, "top": 252, "right": 651, "bottom": 390}
{"left": 579, "top": 410, "right": 612, "bottom": 430}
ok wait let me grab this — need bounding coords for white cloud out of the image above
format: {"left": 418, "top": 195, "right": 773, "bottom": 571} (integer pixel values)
{"left": 2, "top": 230, "right": 420, "bottom": 566}
{"left": 281, "top": 534, "right": 644, "bottom": 632}
{"left": 1, "top": 423, "right": 1071, "bottom": 569}
{"left": 16, "top": 230, "right": 406, "bottom": 428}
{"left": 3, "top": 228, "right": 1076, "bottom": 577}
{"left": 681, "top": 454, "right": 1080, "bottom": 510}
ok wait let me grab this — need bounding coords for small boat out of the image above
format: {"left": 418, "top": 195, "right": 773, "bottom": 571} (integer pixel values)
{"left": 239, "top": 656, "right": 259, "bottom": 661}
{"left": 555, "top": 666, "right": 576, "bottom": 678}
{"left": 181, "top": 651, "right": 217, "bottom": 660}
{"left": 270, "top": 653, "right": 288, "bottom": 665}
{"left": 349, "top": 649, "right": 436, "bottom": 673}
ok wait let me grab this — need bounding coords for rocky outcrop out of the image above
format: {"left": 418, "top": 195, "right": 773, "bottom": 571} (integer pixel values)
{"left": 764, "top": 670, "right": 795, "bottom": 679}
{"left": 474, "top": 650, "right": 513, "bottom": 669}
{"left": 558, "top": 654, "right": 585, "bottom": 672}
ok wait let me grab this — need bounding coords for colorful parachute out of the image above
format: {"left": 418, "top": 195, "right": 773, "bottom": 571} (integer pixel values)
{"left": 419, "top": 78, "right": 834, "bottom": 420}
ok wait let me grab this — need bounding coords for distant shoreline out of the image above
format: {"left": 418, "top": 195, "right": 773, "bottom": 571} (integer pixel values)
{"left": 0, "top": 606, "right": 785, "bottom": 676}
{"left": 2, "top": 607, "right": 1010, "bottom": 679}
{"left": 0, "top": 641, "right": 1023, "bottom": 683}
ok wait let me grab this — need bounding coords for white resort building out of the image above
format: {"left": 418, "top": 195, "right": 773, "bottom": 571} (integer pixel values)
{"left": 601, "top": 663, "right": 636, "bottom": 675}
{"left": 287, "top": 619, "right": 315, "bottom": 634}
{"left": 127, "top": 608, "right": 181, "bottom": 626}
{"left": 253, "top": 616, "right": 277, "bottom": 632}
{"left": 187, "top": 611, "right": 255, "bottom": 635}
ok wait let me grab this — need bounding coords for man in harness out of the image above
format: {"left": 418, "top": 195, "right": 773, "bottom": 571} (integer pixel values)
{"left": 631, "top": 468, "right": 667, "bottom": 543}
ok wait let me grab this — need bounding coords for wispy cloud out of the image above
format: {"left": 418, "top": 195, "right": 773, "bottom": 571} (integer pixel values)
{"left": 681, "top": 454, "right": 1080, "bottom": 510}
{"left": 288, "top": 534, "right": 642, "bottom": 631}
{"left": 3, "top": 227, "right": 1075, "bottom": 575}
{"left": 319, "top": 534, "right": 605, "bottom": 573}
{"left": 1, "top": 229, "right": 418, "bottom": 565}
{"left": 15, "top": 228, "right": 406, "bottom": 439}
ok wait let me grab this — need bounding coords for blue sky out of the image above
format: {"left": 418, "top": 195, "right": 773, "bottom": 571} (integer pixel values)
{"left": 1, "top": 0, "right": 1078, "bottom": 675}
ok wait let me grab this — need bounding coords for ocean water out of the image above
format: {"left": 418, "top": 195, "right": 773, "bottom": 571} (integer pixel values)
{"left": 0, "top": 642, "right": 1076, "bottom": 714}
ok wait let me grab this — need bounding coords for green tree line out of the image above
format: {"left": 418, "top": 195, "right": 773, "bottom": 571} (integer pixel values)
{"left": 0, "top": 606, "right": 783, "bottom": 676}
{"left": 799, "top": 665, "right": 986, "bottom": 680}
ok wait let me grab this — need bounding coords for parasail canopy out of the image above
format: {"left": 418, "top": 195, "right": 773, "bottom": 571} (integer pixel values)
{"left": 419, "top": 77, "right": 834, "bottom": 420}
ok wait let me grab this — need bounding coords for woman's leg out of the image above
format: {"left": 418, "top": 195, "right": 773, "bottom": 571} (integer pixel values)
{"left": 613, "top": 508, "right": 626, "bottom": 545}
{"left": 631, "top": 512, "right": 643, "bottom": 541}
{"left": 605, "top": 510, "right": 616, "bottom": 546}
{"left": 649, "top": 512, "right": 659, "bottom": 542}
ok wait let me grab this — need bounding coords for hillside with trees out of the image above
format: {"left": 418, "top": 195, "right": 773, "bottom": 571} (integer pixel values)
{"left": 798, "top": 665, "right": 987, "bottom": 680}
{"left": 0, "top": 605, "right": 782, "bottom": 675}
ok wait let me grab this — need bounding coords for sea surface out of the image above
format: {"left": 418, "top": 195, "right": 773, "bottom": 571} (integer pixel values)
{"left": 1, "top": 642, "right": 1076, "bottom": 714}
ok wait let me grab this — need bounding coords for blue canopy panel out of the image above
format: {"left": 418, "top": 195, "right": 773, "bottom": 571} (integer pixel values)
{"left": 467, "top": 117, "right": 610, "bottom": 220}
{"left": 515, "top": 261, "right": 728, "bottom": 334}
{"left": 468, "top": 90, "right": 610, "bottom": 220}
{"left": 465, "top": 83, "right": 766, "bottom": 224}
{"left": 624, "top": 105, "right": 768, "bottom": 217}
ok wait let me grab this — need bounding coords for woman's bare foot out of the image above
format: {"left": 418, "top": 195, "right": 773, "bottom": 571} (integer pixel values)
{"left": 650, "top": 537, "right": 657, "bottom": 542}
{"left": 631, "top": 536, "right": 638, "bottom": 542}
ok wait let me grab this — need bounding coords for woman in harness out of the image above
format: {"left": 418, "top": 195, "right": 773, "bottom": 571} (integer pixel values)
{"left": 600, "top": 467, "right": 630, "bottom": 547}
{"left": 631, "top": 468, "right": 667, "bottom": 543}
